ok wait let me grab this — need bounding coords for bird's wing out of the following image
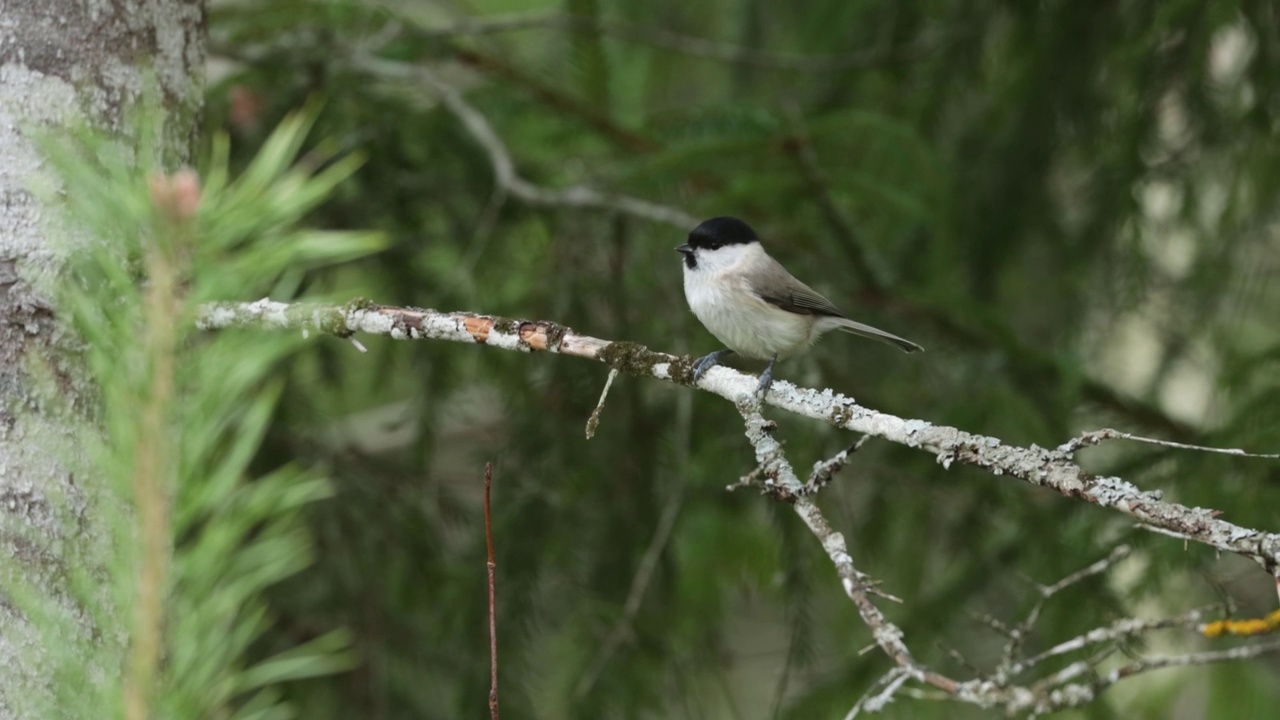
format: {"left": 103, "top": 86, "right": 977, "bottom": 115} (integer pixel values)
{"left": 749, "top": 259, "right": 846, "bottom": 318}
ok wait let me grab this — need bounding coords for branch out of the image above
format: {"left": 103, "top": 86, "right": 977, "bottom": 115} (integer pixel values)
{"left": 845, "top": 668, "right": 911, "bottom": 718}
{"left": 1201, "top": 607, "right": 1280, "bottom": 638}
{"left": 484, "top": 463, "right": 499, "bottom": 720}
{"left": 355, "top": 57, "right": 698, "bottom": 230}
{"left": 1013, "top": 607, "right": 1215, "bottom": 675}
{"left": 448, "top": 47, "right": 659, "bottom": 154}
{"left": 197, "top": 300, "right": 1280, "bottom": 574}
{"left": 408, "top": 10, "right": 930, "bottom": 73}
{"left": 996, "top": 545, "right": 1134, "bottom": 682}
{"left": 1035, "top": 640, "right": 1280, "bottom": 713}
{"left": 800, "top": 437, "right": 868, "bottom": 497}
{"left": 199, "top": 299, "right": 1280, "bottom": 715}
{"left": 1059, "top": 428, "right": 1280, "bottom": 459}
{"left": 729, "top": 398, "right": 956, "bottom": 695}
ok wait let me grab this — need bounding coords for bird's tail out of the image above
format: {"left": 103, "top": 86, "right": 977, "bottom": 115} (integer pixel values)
{"left": 828, "top": 317, "right": 923, "bottom": 353}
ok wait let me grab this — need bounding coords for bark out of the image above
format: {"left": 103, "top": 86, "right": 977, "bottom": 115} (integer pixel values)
{"left": 0, "top": 1, "right": 203, "bottom": 715}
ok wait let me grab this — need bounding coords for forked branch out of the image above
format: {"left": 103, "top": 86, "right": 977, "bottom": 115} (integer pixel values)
{"left": 198, "top": 299, "right": 1280, "bottom": 714}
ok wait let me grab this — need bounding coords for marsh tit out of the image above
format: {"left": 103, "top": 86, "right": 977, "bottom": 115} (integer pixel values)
{"left": 676, "top": 216, "right": 921, "bottom": 397}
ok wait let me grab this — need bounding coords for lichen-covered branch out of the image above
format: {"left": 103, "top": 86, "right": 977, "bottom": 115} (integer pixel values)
{"left": 729, "top": 394, "right": 1279, "bottom": 717}
{"left": 198, "top": 300, "right": 1280, "bottom": 576}
{"left": 729, "top": 399, "right": 956, "bottom": 692}
{"left": 198, "top": 299, "right": 1280, "bottom": 714}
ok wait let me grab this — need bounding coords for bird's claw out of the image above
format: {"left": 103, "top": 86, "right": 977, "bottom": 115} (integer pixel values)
{"left": 691, "top": 350, "right": 729, "bottom": 383}
{"left": 754, "top": 366, "right": 775, "bottom": 400}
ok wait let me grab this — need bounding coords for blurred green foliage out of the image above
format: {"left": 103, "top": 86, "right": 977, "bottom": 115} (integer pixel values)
{"left": 197, "top": 1, "right": 1280, "bottom": 717}
{"left": 8, "top": 110, "right": 383, "bottom": 718}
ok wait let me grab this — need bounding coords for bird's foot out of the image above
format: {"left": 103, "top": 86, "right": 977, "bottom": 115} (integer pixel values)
{"left": 691, "top": 349, "right": 732, "bottom": 383}
{"left": 754, "top": 367, "right": 775, "bottom": 400}
{"left": 754, "top": 353, "right": 780, "bottom": 400}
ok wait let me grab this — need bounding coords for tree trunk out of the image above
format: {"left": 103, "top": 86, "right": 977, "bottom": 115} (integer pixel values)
{"left": 0, "top": 1, "right": 203, "bottom": 715}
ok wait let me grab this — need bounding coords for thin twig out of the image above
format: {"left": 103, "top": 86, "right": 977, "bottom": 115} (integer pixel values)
{"left": 1041, "top": 545, "right": 1133, "bottom": 598}
{"left": 485, "top": 463, "right": 499, "bottom": 720}
{"left": 1029, "top": 647, "right": 1118, "bottom": 695}
{"left": 844, "top": 667, "right": 911, "bottom": 719}
{"left": 411, "top": 9, "right": 561, "bottom": 37}
{"left": 585, "top": 368, "right": 619, "bottom": 439}
{"left": 1104, "top": 640, "right": 1280, "bottom": 682}
{"left": 800, "top": 436, "right": 869, "bottom": 496}
{"left": 998, "top": 545, "right": 1132, "bottom": 680}
{"left": 968, "top": 611, "right": 1016, "bottom": 638}
{"left": 1037, "top": 640, "right": 1280, "bottom": 713}
{"left": 1058, "top": 428, "right": 1280, "bottom": 459}
{"left": 727, "top": 463, "right": 767, "bottom": 492}
{"left": 1012, "top": 607, "right": 1214, "bottom": 675}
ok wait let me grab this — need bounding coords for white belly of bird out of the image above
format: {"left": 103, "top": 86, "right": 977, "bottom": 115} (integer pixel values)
{"left": 684, "top": 268, "right": 817, "bottom": 359}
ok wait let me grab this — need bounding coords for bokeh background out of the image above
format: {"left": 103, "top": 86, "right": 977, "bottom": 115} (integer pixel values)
{"left": 205, "top": 1, "right": 1280, "bottom": 717}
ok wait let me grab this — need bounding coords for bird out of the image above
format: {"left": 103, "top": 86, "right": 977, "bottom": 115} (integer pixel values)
{"left": 676, "top": 216, "right": 921, "bottom": 397}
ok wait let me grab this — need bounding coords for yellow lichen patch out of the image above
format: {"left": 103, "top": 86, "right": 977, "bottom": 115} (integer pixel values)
{"left": 1202, "top": 608, "right": 1280, "bottom": 638}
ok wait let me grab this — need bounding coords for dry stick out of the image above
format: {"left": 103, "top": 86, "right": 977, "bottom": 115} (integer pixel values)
{"left": 585, "top": 368, "right": 619, "bottom": 439}
{"left": 197, "top": 301, "right": 1280, "bottom": 575}
{"left": 485, "top": 463, "right": 499, "bottom": 720}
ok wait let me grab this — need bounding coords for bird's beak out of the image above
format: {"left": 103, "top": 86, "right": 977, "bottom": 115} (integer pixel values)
{"left": 675, "top": 243, "right": 693, "bottom": 255}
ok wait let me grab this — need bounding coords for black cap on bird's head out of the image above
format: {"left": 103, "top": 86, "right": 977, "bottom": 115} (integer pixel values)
{"left": 675, "top": 217, "right": 759, "bottom": 264}
{"left": 688, "top": 216, "right": 759, "bottom": 250}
